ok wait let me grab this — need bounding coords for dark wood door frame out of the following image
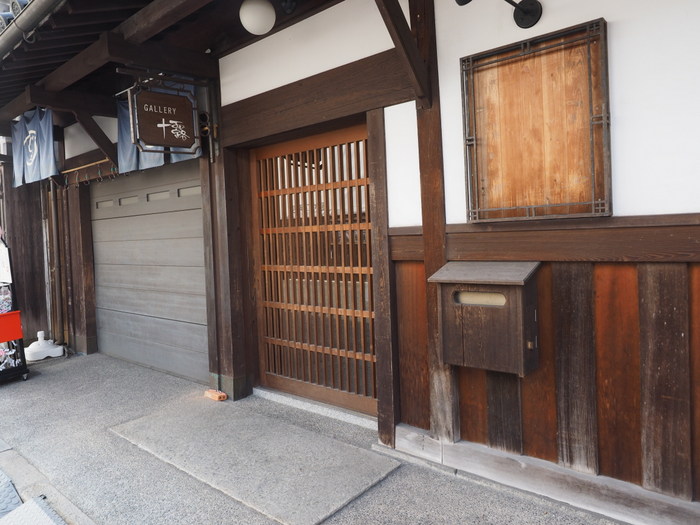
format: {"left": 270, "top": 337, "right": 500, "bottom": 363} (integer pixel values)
{"left": 207, "top": 47, "right": 410, "bottom": 444}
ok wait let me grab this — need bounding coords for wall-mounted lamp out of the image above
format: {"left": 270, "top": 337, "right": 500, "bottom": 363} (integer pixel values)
{"left": 456, "top": 0, "right": 542, "bottom": 29}
{"left": 239, "top": 0, "right": 297, "bottom": 36}
{"left": 239, "top": 0, "right": 276, "bottom": 35}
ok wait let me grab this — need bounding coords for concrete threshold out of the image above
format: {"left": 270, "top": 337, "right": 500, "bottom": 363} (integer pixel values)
{"left": 252, "top": 387, "right": 378, "bottom": 431}
{"left": 376, "top": 424, "right": 700, "bottom": 525}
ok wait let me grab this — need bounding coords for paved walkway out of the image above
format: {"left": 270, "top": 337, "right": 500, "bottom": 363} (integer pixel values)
{"left": 0, "top": 354, "right": 621, "bottom": 525}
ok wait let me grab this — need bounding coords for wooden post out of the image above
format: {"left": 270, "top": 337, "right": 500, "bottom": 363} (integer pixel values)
{"left": 410, "top": 0, "right": 460, "bottom": 442}
{"left": 66, "top": 183, "right": 97, "bottom": 353}
{"left": 368, "top": 108, "right": 401, "bottom": 446}
{"left": 200, "top": 147, "right": 256, "bottom": 399}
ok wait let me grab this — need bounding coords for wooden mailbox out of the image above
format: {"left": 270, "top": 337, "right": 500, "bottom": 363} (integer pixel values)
{"left": 429, "top": 261, "right": 540, "bottom": 377}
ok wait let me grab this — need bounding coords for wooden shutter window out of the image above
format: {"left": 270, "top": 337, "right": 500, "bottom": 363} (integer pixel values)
{"left": 461, "top": 19, "right": 611, "bottom": 222}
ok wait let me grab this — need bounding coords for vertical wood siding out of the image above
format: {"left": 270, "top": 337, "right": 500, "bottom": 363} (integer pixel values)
{"left": 638, "top": 264, "right": 692, "bottom": 500}
{"left": 396, "top": 261, "right": 430, "bottom": 430}
{"left": 395, "top": 258, "right": 700, "bottom": 499}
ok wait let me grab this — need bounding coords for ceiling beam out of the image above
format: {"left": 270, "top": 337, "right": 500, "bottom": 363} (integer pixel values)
{"left": 27, "top": 86, "right": 116, "bottom": 118}
{"left": 38, "top": 32, "right": 112, "bottom": 93}
{"left": 73, "top": 110, "right": 118, "bottom": 168}
{"left": 116, "top": 0, "right": 214, "bottom": 44}
{"left": 67, "top": 0, "right": 150, "bottom": 15}
{"left": 105, "top": 33, "right": 219, "bottom": 79}
{"left": 0, "top": 0, "right": 217, "bottom": 135}
{"left": 374, "top": 0, "right": 431, "bottom": 108}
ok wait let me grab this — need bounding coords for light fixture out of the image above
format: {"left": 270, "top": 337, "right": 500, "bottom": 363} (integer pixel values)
{"left": 456, "top": 0, "right": 543, "bottom": 29}
{"left": 239, "top": 0, "right": 276, "bottom": 36}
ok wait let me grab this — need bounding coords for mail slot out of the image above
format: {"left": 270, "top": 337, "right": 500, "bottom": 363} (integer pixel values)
{"left": 428, "top": 261, "right": 540, "bottom": 376}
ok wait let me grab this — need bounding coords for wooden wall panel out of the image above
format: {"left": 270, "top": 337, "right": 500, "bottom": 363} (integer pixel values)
{"left": 458, "top": 367, "right": 487, "bottom": 444}
{"left": 690, "top": 264, "right": 700, "bottom": 501}
{"left": 487, "top": 372, "right": 522, "bottom": 453}
{"left": 521, "top": 263, "right": 558, "bottom": 462}
{"left": 594, "top": 264, "right": 642, "bottom": 484}
{"left": 638, "top": 264, "right": 692, "bottom": 500}
{"left": 553, "top": 263, "right": 598, "bottom": 474}
{"left": 2, "top": 170, "right": 49, "bottom": 339}
{"left": 396, "top": 261, "right": 430, "bottom": 430}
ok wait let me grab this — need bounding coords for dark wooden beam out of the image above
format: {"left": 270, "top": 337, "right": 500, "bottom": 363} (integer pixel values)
{"left": 50, "top": 11, "right": 137, "bottom": 30}
{"left": 115, "top": 0, "right": 214, "bottom": 44}
{"left": 28, "top": 86, "right": 116, "bottom": 118}
{"left": 105, "top": 32, "right": 218, "bottom": 79}
{"left": 72, "top": 110, "right": 118, "bottom": 167}
{"left": 38, "top": 32, "right": 112, "bottom": 93}
{"left": 0, "top": 89, "right": 32, "bottom": 124}
{"left": 0, "top": 154, "right": 11, "bottom": 164}
{"left": 67, "top": 0, "right": 150, "bottom": 14}
{"left": 221, "top": 50, "right": 414, "bottom": 147}
{"left": 375, "top": 0, "right": 431, "bottom": 108}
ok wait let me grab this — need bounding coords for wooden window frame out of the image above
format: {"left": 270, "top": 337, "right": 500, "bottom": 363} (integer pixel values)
{"left": 461, "top": 19, "right": 611, "bottom": 223}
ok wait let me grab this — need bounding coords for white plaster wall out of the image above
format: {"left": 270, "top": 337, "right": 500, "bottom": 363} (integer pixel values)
{"left": 220, "top": 0, "right": 409, "bottom": 105}
{"left": 64, "top": 117, "right": 118, "bottom": 159}
{"left": 436, "top": 0, "right": 700, "bottom": 222}
{"left": 385, "top": 102, "right": 421, "bottom": 227}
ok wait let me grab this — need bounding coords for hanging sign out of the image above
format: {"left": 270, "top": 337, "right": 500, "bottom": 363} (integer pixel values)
{"left": 132, "top": 89, "right": 197, "bottom": 149}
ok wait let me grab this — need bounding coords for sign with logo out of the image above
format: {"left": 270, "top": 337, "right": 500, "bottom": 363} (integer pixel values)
{"left": 132, "top": 90, "right": 197, "bottom": 149}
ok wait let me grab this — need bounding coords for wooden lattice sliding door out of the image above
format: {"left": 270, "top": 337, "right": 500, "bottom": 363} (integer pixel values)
{"left": 252, "top": 125, "right": 377, "bottom": 415}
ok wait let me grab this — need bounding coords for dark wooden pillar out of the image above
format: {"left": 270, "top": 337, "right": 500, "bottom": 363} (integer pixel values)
{"left": 66, "top": 183, "right": 97, "bottom": 354}
{"left": 410, "top": 0, "right": 460, "bottom": 442}
{"left": 368, "top": 109, "right": 401, "bottom": 446}
{"left": 200, "top": 147, "right": 256, "bottom": 399}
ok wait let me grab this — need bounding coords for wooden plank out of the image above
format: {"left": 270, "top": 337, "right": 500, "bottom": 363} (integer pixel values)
{"left": 27, "top": 86, "right": 116, "bottom": 117}
{"left": 104, "top": 32, "right": 218, "bottom": 79}
{"left": 389, "top": 234, "right": 424, "bottom": 261}
{"left": 487, "top": 371, "right": 523, "bottom": 453}
{"left": 221, "top": 50, "right": 414, "bottom": 147}
{"left": 1, "top": 170, "right": 49, "bottom": 338}
{"left": 445, "top": 225, "right": 700, "bottom": 262}
{"left": 115, "top": 0, "right": 213, "bottom": 44}
{"left": 396, "top": 261, "right": 430, "bottom": 430}
{"left": 552, "top": 263, "right": 598, "bottom": 474}
{"left": 594, "top": 264, "right": 642, "bottom": 484}
{"left": 409, "top": 0, "right": 458, "bottom": 442}
{"left": 374, "top": 0, "right": 430, "bottom": 107}
{"left": 67, "top": 183, "right": 97, "bottom": 354}
{"left": 638, "top": 263, "right": 692, "bottom": 499}
{"left": 458, "top": 367, "right": 488, "bottom": 444}
{"left": 521, "top": 263, "right": 558, "bottom": 462}
{"left": 368, "top": 109, "right": 400, "bottom": 446}
{"left": 38, "top": 32, "right": 111, "bottom": 93}
{"left": 689, "top": 264, "right": 700, "bottom": 501}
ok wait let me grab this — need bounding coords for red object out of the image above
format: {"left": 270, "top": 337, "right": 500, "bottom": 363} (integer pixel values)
{"left": 0, "top": 311, "right": 23, "bottom": 343}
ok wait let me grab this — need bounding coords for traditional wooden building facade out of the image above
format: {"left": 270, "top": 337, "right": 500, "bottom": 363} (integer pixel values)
{"left": 1, "top": 0, "right": 699, "bottom": 521}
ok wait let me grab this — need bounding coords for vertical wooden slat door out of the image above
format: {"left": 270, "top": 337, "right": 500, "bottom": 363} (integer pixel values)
{"left": 252, "top": 125, "right": 377, "bottom": 415}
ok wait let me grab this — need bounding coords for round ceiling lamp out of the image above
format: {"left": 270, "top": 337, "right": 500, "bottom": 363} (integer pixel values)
{"left": 239, "top": 0, "right": 276, "bottom": 36}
